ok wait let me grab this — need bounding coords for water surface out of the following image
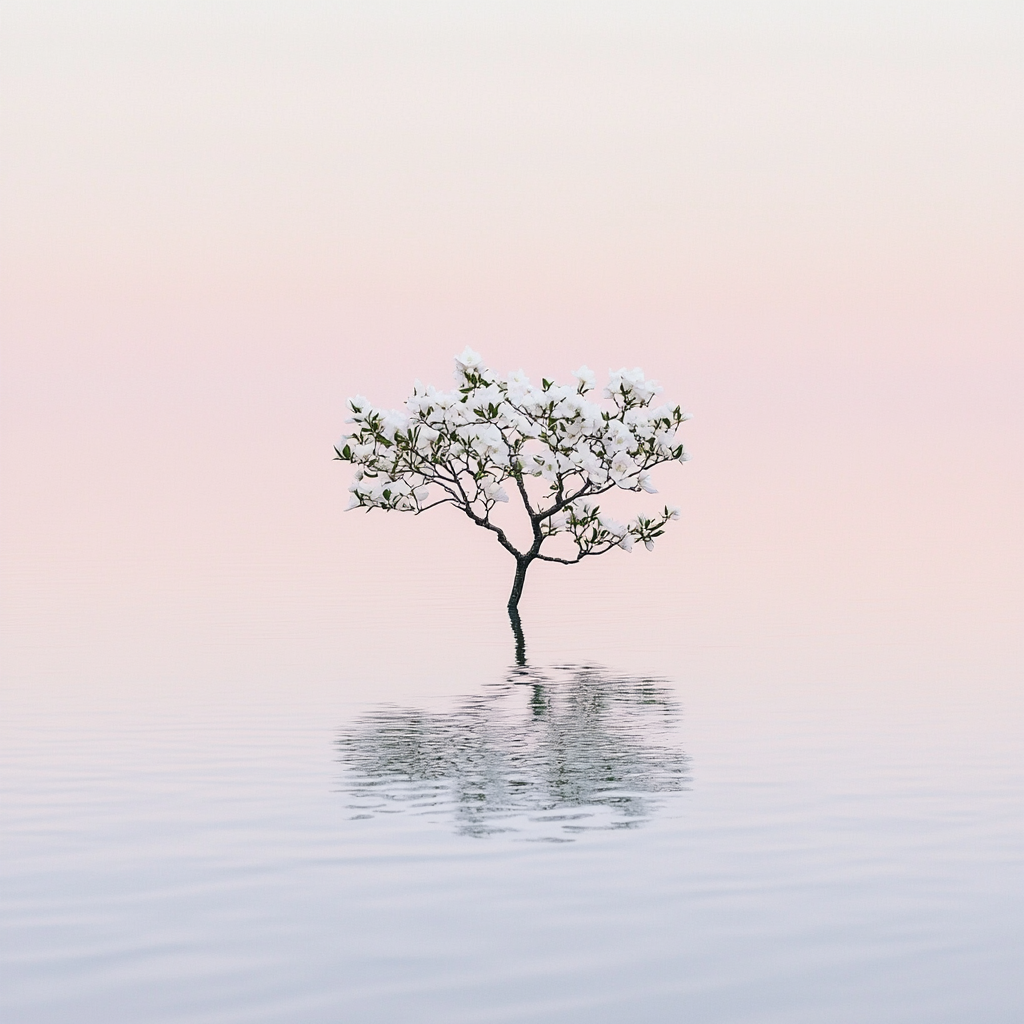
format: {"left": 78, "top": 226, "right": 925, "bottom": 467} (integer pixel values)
{"left": 3, "top": 579, "right": 1022, "bottom": 1023}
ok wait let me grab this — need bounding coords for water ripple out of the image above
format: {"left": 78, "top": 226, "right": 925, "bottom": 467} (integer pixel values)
{"left": 336, "top": 664, "right": 691, "bottom": 840}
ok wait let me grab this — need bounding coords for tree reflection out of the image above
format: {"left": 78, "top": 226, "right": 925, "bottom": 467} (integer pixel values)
{"left": 336, "top": 663, "right": 690, "bottom": 840}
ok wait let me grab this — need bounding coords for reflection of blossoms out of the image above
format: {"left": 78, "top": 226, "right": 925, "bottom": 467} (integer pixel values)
{"left": 336, "top": 664, "right": 691, "bottom": 840}
{"left": 336, "top": 350, "right": 691, "bottom": 619}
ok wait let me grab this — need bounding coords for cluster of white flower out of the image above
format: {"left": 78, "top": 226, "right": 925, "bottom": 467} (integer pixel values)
{"left": 336, "top": 349, "right": 690, "bottom": 568}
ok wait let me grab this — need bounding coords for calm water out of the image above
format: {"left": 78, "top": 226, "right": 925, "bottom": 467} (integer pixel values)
{"left": 2, "top": 567, "right": 1023, "bottom": 1024}
{"left": 338, "top": 663, "right": 691, "bottom": 841}
{"left": 5, "top": 3, "right": 1022, "bottom": 1017}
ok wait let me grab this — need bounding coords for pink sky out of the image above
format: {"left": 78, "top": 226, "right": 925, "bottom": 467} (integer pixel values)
{"left": 2, "top": 3, "right": 1022, "bottom": 690}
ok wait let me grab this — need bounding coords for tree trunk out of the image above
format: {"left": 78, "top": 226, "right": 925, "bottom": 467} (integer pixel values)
{"left": 507, "top": 557, "right": 531, "bottom": 666}
{"left": 507, "top": 556, "right": 530, "bottom": 613}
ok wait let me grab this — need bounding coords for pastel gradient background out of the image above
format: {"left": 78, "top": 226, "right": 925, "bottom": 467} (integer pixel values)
{"left": 3, "top": 6, "right": 1024, "bottom": 1021}
{"left": 2, "top": 2, "right": 1022, "bottom": 685}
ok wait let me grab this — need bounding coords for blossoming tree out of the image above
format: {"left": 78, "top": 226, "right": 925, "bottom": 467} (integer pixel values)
{"left": 336, "top": 349, "right": 690, "bottom": 642}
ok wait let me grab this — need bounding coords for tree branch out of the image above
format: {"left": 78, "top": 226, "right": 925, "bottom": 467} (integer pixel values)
{"left": 414, "top": 497, "right": 456, "bottom": 514}
{"left": 461, "top": 505, "right": 523, "bottom": 560}
{"left": 535, "top": 540, "right": 618, "bottom": 565}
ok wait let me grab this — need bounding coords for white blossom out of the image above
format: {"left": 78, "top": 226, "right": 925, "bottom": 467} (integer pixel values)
{"left": 336, "top": 351, "right": 691, "bottom": 612}
{"left": 454, "top": 347, "right": 485, "bottom": 378}
{"left": 573, "top": 365, "right": 597, "bottom": 392}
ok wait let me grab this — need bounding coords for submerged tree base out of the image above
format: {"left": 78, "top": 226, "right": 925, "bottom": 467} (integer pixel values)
{"left": 508, "top": 605, "right": 526, "bottom": 667}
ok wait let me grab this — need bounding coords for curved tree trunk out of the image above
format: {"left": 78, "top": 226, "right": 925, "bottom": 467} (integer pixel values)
{"left": 507, "top": 556, "right": 531, "bottom": 666}
{"left": 507, "top": 556, "right": 530, "bottom": 611}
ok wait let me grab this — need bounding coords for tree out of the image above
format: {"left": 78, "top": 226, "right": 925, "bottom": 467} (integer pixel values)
{"left": 335, "top": 349, "right": 691, "bottom": 653}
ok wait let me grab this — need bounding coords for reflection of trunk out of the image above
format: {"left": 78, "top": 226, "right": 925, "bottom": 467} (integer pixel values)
{"left": 507, "top": 556, "right": 531, "bottom": 666}
{"left": 509, "top": 608, "right": 526, "bottom": 667}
